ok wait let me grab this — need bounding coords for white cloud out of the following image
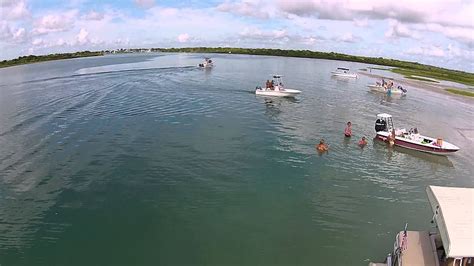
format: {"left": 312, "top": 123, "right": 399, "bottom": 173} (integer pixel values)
{"left": 134, "top": 0, "right": 155, "bottom": 9}
{"left": 335, "top": 32, "right": 360, "bottom": 43}
{"left": 56, "top": 38, "right": 67, "bottom": 46}
{"left": 115, "top": 38, "right": 130, "bottom": 45}
{"left": 0, "top": 0, "right": 30, "bottom": 20}
{"left": 277, "top": 0, "right": 474, "bottom": 29}
{"left": 353, "top": 18, "right": 369, "bottom": 27}
{"left": 406, "top": 45, "right": 445, "bottom": 57}
{"left": 413, "top": 23, "right": 474, "bottom": 47}
{"left": 82, "top": 11, "right": 104, "bottom": 21}
{"left": 32, "top": 10, "right": 78, "bottom": 35}
{"left": 240, "top": 27, "right": 289, "bottom": 40}
{"left": 32, "top": 38, "right": 45, "bottom": 46}
{"left": 216, "top": 0, "right": 277, "bottom": 19}
{"left": 76, "top": 28, "right": 89, "bottom": 44}
{"left": 0, "top": 22, "right": 29, "bottom": 43}
{"left": 385, "top": 20, "right": 419, "bottom": 39}
{"left": 177, "top": 33, "right": 190, "bottom": 43}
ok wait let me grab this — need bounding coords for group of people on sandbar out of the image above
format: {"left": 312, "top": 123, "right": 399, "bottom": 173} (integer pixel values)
{"left": 316, "top": 121, "right": 368, "bottom": 153}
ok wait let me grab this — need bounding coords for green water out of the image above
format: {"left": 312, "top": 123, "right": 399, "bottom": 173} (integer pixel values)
{"left": 0, "top": 53, "right": 473, "bottom": 265}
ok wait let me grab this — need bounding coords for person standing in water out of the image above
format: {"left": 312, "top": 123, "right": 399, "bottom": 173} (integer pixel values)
{"left": 388, "top": 129, "right": 396, "bottom": 146}
{"left": 344, "top": 121, "right": 352, "bottom": 137}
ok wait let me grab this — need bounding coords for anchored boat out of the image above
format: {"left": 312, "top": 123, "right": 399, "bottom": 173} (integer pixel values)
{"left": 198, "top": 58, "right": 213, "bottom": 68}
{"left": 369, "top": 185, "right": 474, "bottom": 266}
{"left": 331, "top": 67, "right": 358, "bottom": 78}
{"left": 255, "top": 75, "right": 301, "bottom": 97}
{"left": 374, "top": 113, "right": 459, "bottom": 155}
{"left": 368, "top": 80, "right": 407, "bottom": 96}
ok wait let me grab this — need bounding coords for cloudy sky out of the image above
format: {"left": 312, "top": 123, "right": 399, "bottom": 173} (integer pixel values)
{"left": 1, "top": 0, "right": 473, "bottom": 71}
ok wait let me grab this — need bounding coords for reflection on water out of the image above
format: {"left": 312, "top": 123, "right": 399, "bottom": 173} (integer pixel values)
{"left": 393, "top": 146, "right": 454, "bottom": 167}
{"left": 0, "top": 53, "right": 472, "bottom": 265}
{"left": 372, "top": 138, "right": 454, "bottom": 167}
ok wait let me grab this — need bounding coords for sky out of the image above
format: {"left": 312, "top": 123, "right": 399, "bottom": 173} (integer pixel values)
{"left": 0, "top": 0, "right": 473, "bottom": 71}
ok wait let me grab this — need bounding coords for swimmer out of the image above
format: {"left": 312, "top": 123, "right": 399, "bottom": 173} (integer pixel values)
{"left": 358, "top": 136, "right": 368, "bottom": 147}
{"left": 344, "top": 121, "right": 352, "bottom": 137}
{"left": 316, "top": 139, "right": 329, "bottom": 152}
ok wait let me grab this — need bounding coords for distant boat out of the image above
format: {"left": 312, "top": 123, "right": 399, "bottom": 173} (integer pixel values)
{"left": 368, "top": 79, "right": 407, "bottom": 95}
{"left": 198, "top": 58, "right": 213, "bottom": 68}
{"left": 255, "top": 75, "right": 301, "bottom": 97}
{"left": 374, "top": 113, "right": 459, "bottom": 155}
{"left": 331, "top": 67, "right": 358, "bottom": 78}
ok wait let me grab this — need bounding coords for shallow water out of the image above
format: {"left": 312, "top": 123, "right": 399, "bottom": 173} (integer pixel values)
{"left": 0, "top": 53, "right": 473, "bottom": 265}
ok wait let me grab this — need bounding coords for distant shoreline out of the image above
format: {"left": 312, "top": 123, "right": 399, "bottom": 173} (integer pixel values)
{"left": 0, "top": 51, "right": 103, "bottom": 69}
{"left": 1, "top": 47, "right": 473, "bottom": 87}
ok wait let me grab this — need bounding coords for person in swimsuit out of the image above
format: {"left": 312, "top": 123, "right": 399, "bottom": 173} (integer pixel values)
{"left": 344, "top": 121, "right": 352, "bottom": 137}
{"left": 358, "top": 136, "right": 368, "bottom": 147}
{"left": 316, "top": 139, "right": 329, "bottom": 152}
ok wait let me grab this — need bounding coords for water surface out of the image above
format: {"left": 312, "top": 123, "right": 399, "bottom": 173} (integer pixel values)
{"left": 1, "top": 53, "right": 473, "bottom": 265}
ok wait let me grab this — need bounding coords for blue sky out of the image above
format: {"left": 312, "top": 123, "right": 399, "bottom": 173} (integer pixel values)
{"left": 1, "top": 0, "right": 473, "bottom": 71}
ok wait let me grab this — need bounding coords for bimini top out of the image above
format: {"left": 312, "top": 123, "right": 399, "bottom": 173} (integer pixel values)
{"left": 273, "top": 75, "right": 282, "bottom": 78}
{"left": 337, "top": 67, "right": 349, "bottom": 70}
{"left": 426, "top": 186, "right": 474, "bottom": 258}
{"left": 376, "top": 113, "right": 392, "bottom": 118}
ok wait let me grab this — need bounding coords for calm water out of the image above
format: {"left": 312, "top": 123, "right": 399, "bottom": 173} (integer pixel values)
{"left": 1, "top": 53, "right": 473, "bottom": 265}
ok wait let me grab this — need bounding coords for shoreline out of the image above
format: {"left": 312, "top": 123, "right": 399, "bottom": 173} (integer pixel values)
{"left": 359, "top": 71, "right": 474, "bottom": 103}
{"left": 0, "top": 51, "right": 103, "bottom": 69}
{"left": 2, "top": 48, "right": 473, "bottom": 86}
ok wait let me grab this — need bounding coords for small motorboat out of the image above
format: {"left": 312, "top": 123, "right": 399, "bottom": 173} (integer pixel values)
{"left": 374, "top": 113, "right": 459, "bottom": 155}
{"left": 368, "top": 80, "right": 407, "bottom": 96}
{"left": 331, "top": 67, "right": 358, "bottom": 78}
{"left": 369, "top": 186, "right": 474, "bottom": 266}
{"left": 255, "top": 75, "right": 301, "bottom": 97}
{"left": 198, "top": 58, "right": 213, "bottom": 68}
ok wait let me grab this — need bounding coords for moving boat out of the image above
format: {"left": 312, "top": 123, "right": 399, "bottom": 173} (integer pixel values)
{"left": 369, "top": 185, "right": 474, "bottom": 266}
{"left": 198, "top": 58, "right": 213, "bottom": 68}
{"left": 255, "top": 75, "right": 301, "bottom": 97}
{"left": 331, "top": 67, "right": 358, "bottom": 78}
{"left": 368, "top": 80, "right": 407, "bottom": 95}
{"left": 374, "top": 113, "right": 459, "bottom": 155}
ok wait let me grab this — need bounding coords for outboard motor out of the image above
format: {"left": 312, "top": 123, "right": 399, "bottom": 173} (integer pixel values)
{"left": 399, "top": 86, "right": 407, "bottom": 93}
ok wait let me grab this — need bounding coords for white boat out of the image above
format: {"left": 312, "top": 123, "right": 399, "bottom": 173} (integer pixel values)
{"left": 255, "top": 75, "right": 301, "bottom": 97}
{"left": 368, "top": 80, "right": 407, "bottom": 95}
{"left": 331, "top": 67, "right": 358, "bottom": 78}
{"left": 369, "top": 185, "right": 474, "bottom": 266}
{"left": 198, "top": 58, "right": 213, "bottom": 68}
{"left": 374, "top": 113, "right": 459, "bottom": 155}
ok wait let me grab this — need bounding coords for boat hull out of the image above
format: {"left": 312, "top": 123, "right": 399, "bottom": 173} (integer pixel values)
{"left": 332, "top": 72, "right": 357, "bottom": 78}
{"left": 255, "top": 89, "right": 301, "bottom": 97}
{"left": 368, "top": 85, "right": 405, "bottom": 95}
{"left": 198, "top": 64, "right": 213, "bottom": 68}
{"left": 376, "top": 132, "right": 459, "bottom": 155}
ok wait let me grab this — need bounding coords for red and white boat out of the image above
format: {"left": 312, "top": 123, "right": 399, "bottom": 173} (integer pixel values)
{"left": 374, "top": 113, "right": 459, "bottom": 155}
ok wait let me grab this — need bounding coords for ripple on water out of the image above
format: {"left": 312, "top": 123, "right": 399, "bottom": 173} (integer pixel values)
{"left": 0, "top": 54, "right": 472, "bottom": 265}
